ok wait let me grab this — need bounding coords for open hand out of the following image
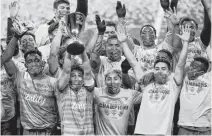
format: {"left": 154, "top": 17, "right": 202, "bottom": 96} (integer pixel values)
{"left": 164, "top": 7, "right": 180, "bottom": 25}
{"left": 9, "top": 1, "right": 20, "bottom": 19}
{"left": 176, "top": 24, "right": 191, "bottom": 42}
{"left": 116, "top": 1, "right": 126, "bottom": 18}
{"left": 116, "top": 24, "right": 127, "bottom": 43}
{"left": 95, "top": 15, "right": 106, "bottom": 35}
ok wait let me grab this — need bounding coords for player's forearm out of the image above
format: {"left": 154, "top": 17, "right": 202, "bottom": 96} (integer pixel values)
{"left": 58, "top": 53, "right": 72, "bottom": 91}
{"left": 6, "top": 18, "right": 14, "bottom": 45}
{"left": 76, "top": 0, "right": 88, "bottom": 17}
{"left": 90, "top": 34, "right": 103, "bottom": 69}
{"left": 50, "top": 30, "right": 62, "bottom": 56}
{"left": 200, "top": 9, "right": 211, "bottom": 47}
{"left": 177, "top": 41, "right": 189, "bottom": 67}
{"left": 122, "top": 42, "right": 143, "bottom": 82}
{"left": 81, "top": 51, "right": 92, "bottom": 77}
{"left": 86, "top": 30, "right": 98, "bottom": 54}
{"left": 2, "top": 37, "right": 18, "bottom": 63}
{"left": 172, "top": 25, "right": 182, "bottom": 52}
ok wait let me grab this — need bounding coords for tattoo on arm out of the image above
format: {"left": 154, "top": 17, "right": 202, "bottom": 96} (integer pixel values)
{"left": 92, "top": 35, "right": 104, "bottom": 56}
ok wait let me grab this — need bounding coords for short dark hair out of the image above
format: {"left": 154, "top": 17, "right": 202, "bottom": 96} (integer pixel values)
{"left": 140, "top": 25, "right": 156, "bottom": 35}
{"left": 179, "top": 17, "right": 198, "bottom": 29}
{"left": 24, "top": 48, "right": 42, "bottom": 60}
{"left": 193, "top": 57, "right": 209, "bottom": 73}
{"left": 106, "top": 21, "right": 117, "bottom": 31}
{"left": 71, "top": 64, "right": 84, "bottom": 75}
{"left": 158, "top": 49, "right": 173, "bottom": 61}
{"left": 53, "top": 0, "right": 70, "bottom": 9}
{"left": 20, "top": 32, "right": 36, "bottom": 42}
{"left": 154, "top": 59, "right": 171, "bottom": 70}
{"left": 107, "top": 34, "right": 118, "bottom": 43}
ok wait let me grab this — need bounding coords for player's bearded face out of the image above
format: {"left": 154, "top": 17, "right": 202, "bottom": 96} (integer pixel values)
{"left": 20, "top": 35, "right": 36, "bottom": 53}
{"left": 25, "top": 54, "right": 44, "bottom": 76}
{"left": 187, "top": 61, "right": 204, "bottom": 80}
{"left": 106, "top": 39, "right": 122, "bottom": 62}
{"left": 154, "top": 72, "right": 168, "bottom": 84}
{"left": 55, "top": 3, "right": 70, "bottom": 19}
{"left": 141, "top": 26, "right": 156, "bottom": 47}
{"left": 154, "top": 62, "right": 169, "bottom": 84}
{"left": 105, "top": 72, "right": 121, "bottom": 94}
{"left": 69, "top": 70, "right": 84, "bottom": 91}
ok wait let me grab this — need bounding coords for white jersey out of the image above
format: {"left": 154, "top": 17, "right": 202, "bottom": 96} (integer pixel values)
{"left": 128, "top": 33, "right": 174, "bottom": 77}
{"left": 35, "top": 24, "right": 51, "bottom": 47}
{"left": 95, "top": 56, "right": 125, "bottom": 87}
{"left": 94, "top": 87, "right": 142, "bottom": 135}
{"left": 178, "top": 72, "right": 211, "bottom": 127}
{"left": 134, "top": 76, "right": 181, "bottom": 135}
{"left": 186, "top": 37, "right": 208, "bottom": 67}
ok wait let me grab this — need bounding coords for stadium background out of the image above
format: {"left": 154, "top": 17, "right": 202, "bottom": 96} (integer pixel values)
{"left": 1, "top": 0, "right": 204, "bottom": 47}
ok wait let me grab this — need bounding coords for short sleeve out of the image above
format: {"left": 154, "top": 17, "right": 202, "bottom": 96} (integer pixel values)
{"left": 131, "top": 89, "right": 143, "bottom": 104}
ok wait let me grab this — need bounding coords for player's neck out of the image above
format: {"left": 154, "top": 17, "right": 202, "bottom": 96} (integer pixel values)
{"left": 106, "top": 88, "right": 120, "bottom": 96}
{"left": 29, "top": 72, "right": 45, "bottom": 80}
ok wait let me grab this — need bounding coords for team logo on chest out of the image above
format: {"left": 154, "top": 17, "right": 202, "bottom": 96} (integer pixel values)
{"left": 99, "top": 96, "right": 129, "bottom": 119}
{"left": 148, "top": 86, "right": 170, "bottom": 104}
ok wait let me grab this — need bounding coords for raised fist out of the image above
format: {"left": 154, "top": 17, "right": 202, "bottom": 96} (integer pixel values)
{"left": 95, "top": 15, "right": 106, "bottom": 35}
{"left": 116, "top": 1, "right": 126, "bottom": 18}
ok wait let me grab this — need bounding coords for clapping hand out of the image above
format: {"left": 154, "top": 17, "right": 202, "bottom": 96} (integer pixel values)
{"left": 95, "top": 15, "right": 106, "bottom": 35}
{"left": 176, "top": 24, "right": 191, "bottom": 42}
{"left": 116, "top": 1, "right": 126, "bottom": 18}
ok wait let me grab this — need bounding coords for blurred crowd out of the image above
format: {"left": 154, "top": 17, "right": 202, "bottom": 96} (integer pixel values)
{"left": 1, "top": 0, "right": 205, "bottom": 44}
{"left": 0, "top": 0, "right": 211, "bottom": 135}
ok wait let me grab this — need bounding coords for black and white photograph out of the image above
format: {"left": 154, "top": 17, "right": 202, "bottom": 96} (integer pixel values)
{"left": 0, "top": 0, "right": 211, "bottom": 135}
